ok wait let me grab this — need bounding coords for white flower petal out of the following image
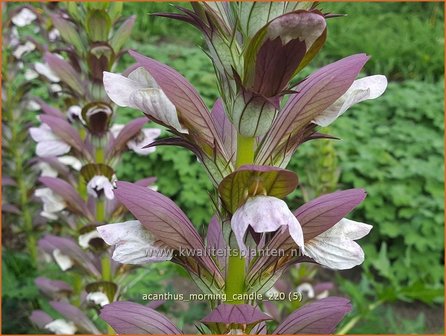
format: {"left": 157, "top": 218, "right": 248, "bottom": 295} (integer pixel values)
{"left": 30, "top": 124, "right": 58, "bottom": 142}
{"left": 67, "top": 105, "right": 84, "bottom": 124}
{"left": 25, "top": 68, "right": 38, "bottom": 81}
{"left": 314, "top": 75, "right": 388, "bottom": 127}
{"left": 103, "top": 68, "right": 187, "bottom": 134}
{"left": 13, "top": 41, "right": 36, "bottom": 59}
{"left": 129, "top": 88, "right": 186, "bottom": 134}
{"left": 78, "top": 230, "right": 101, "bottom": 249}
{"left": 30, "top": 124, "right": 71, "bottom": 157}
{"left": 97, "top": 220, "right": 172, "bottom": 264}
{"left": 330, "top": 218, "right": 372, "bottom": 240}
{"left": 41, "top": 211, "right": 58, "bottom": 220}
{"left": 58, "top": 156, "right": 82, "bottom": 171}
{"left": 27, "top": 99, "right": 41, "bottom": 110}
{"left": 296, "top": 282, "right": 315, "bottom": 299}
{"left": 103, "top": 71, "right": 147, "bottom": 107}
{"left": 316, "top": 290, "right": 329, "bottom": 300}
{"left": 87, "top": 175, "right": 114, "bottom": 200}
{"left": 49, "top": 28, "right": 60, "bottom": 41}
{"left": 51, "top": 84, "right": 62, "bottom": 93}
{"left": 12, "top": 8, "right": 37, "bottom": 27}
{"left": 86, "top": 292, "right": 110, "bottom": 307}
{"left": 52, "top": 249, "right": 74, "bottom": 271}
{"left": 231, "top": 196, "right": 304, "bottom": 254}
{"left": 304, "top": 218, "right": 372, "bottom": 270}
{"left": 35, "top": 188, "right": 65, "bottom": 216}
{"left": 36, "top": 141, "right": 71, "bottom": 157}
{"left": 38, "top": 162, "right": 58, "bottom": 177}
{"left": 35, "top": 62, "right": 60, "bottom": 82}
{"left": 127, "top": 128, "right": 161, "bottom": 155}
{"left": 45, "top": 319, "right": 77, "bottom": 335}
{"left": 128, "top": 66, "right": 159, "bottom": 87}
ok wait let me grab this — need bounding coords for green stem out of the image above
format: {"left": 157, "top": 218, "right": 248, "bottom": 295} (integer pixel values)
{"left": 9, "top": 88, "right": 37, "bottom": 265}
{"left": 235, "top": 134, "right": 255, "bottom": 168}
{"left": 96, "top": 146, "right": 104, "bottom": 164}
{"left": 225, "top": 134, "right": 255, "bottom": 304}
{"left": 96, "top": 198, "right": 105, "bottom": 222}
{"left": 78, "top": 175, "right": 87, "bottom": 201}
{"left": 225, "top": 254, "right": 246, "bottom": 304}
{"left": 101, "top": 255, "right": 112, "bottom": 282}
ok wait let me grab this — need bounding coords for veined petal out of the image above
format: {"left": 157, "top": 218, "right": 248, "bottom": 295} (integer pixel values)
{"left": 103, "top": 71, "right": 146, "bottom": 107}
{"left": 129, "top": 88, "right": 186, "bottom": 134}
{"left": 231, "top": 196, "right": 304, "bottom": 254}
{"left": 314, "top": 75, "right": 388, "bottom": 127}
{"left": 274, "top": 297, "right": 351, "bottom": 334}
{"left": 100, "top": 301, "right": 182, "bottom": 334}
{"left": 103, "top": 68, "right": 186, "bottom": 134}
{"left": 304, "top": 218, "right": 372, "bottom": 269}
{"left": 335, "top": 218, "right": 373, "bottom": 240}
{"left": 97, "top": 220, "right": 172, "bottom": 264}
{"left": 128, "top": 66, "right": 159, "bottom": 87}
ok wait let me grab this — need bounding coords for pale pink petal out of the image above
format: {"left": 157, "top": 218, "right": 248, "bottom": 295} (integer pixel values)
{"left": 304, "top": 218, "right": 372, "bottom": 269}
{"left": 231, "top": 196, "right": 304, "bottom": 253}
{"left": 314, "top": 75, "right": 387, "bottom": 127}
{"left": 97, "top": 220, "right": 172, "bottom": 264}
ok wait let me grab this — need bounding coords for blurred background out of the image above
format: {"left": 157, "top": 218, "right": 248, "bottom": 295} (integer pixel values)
{"left": 2, "top": 1, "right": 444, "bottom": 334}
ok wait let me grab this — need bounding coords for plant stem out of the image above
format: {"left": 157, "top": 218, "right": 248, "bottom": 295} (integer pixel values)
{"left": 7, "top": 83, "right": 37, "bottom": 265}
{"left": 225, "top": 254, "right": 246, "bottom": 303}
{"left": 96, "top": 199, "right": 105, "bottom": 223}
{"left": 225, "top": 134, "right": 255, "bottom": 303}
{"left": 235, "top": 134, "right": 255, "bottom": 168}
{"left": 95, "top": 144, "right": 114, "bottom": 334}
{"left": 96, "top": 146, "right": 104, "bottom": 164}
{"left": 101, "top": 255, "right": 112, "bottom": 282}
{"left": 78, "top": 175, "right": 87, "bottom": 200}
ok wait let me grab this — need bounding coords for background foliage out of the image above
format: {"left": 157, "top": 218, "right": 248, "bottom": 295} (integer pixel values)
{"left": 2, "top": 1, "right": 444, "bottom": 334}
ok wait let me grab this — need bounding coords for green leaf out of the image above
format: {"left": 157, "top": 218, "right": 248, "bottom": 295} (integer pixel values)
{"left": 66, "top": 2, "right": 85, "bottom": 23}
{"left": 86, "top": 10, "right": 112, "bottom": 42}
{"left": 51, "top": 14, "right": 85, "bottom": 55}
{"left": 109, "top": 15, "right": 135, "bottom": 53}
{"left": 108, "top": 2, "right": 124, "bottom": 22}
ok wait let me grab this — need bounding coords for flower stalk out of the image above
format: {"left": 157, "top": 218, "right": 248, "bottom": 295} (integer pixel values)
{"left": 225, "top": 133, "right": 256, "bottom": 303}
